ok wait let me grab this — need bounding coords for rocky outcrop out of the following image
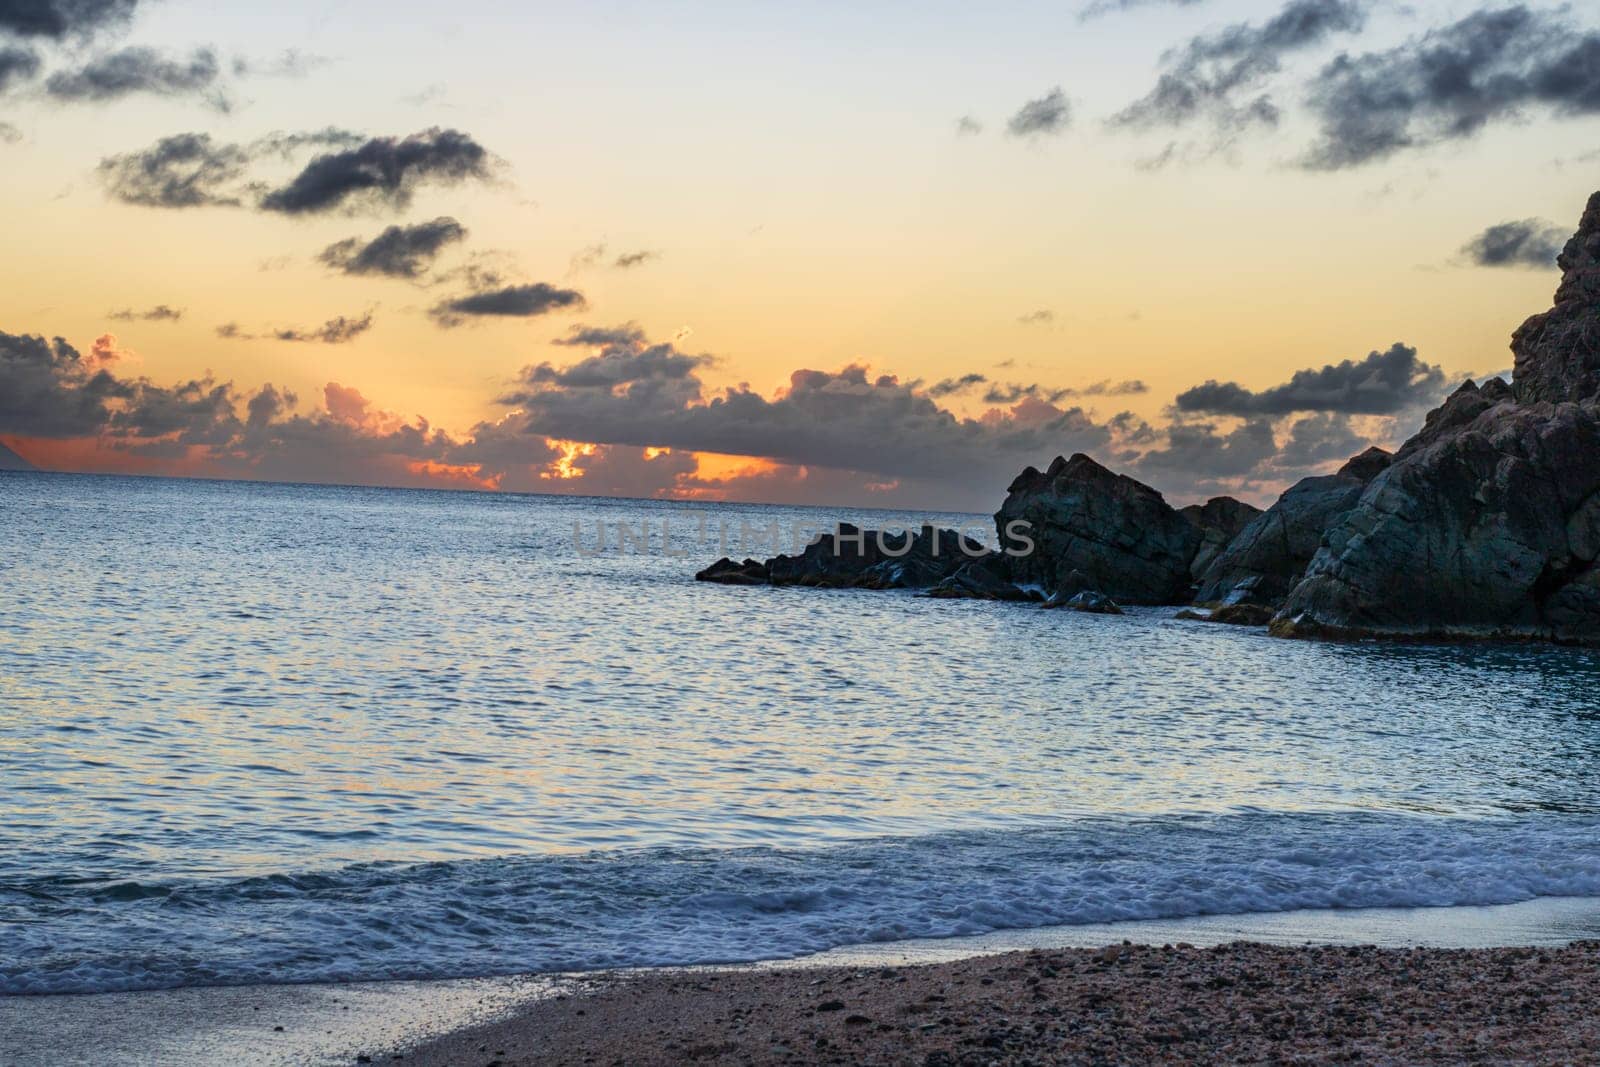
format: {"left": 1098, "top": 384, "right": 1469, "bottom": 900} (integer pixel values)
{"left": 1043, "top": 589, "right": 1125, "bottom": 614}
{"left": 1272, "top": 399, "right": 1600, "bottom": 643}
{"left": 696, "top": 524, "right": 986, "bottom": 590}
{"left": 1193, "top": 448, "right": 1390, "bottom": 609}
{"left": 996, "top": 453, "right": 1200, "bottom": 605}
{"left": 1180, "top": 496, "right": 1263, "bottom": 580}
{"left": 924, "top": 554, "right": 1041, "bottom": 601}
{"left": 1511, "top": 190, "right": 1600, "bottom": 404}
{"left": 1272, "top": 192, "right": 1600, "bottom": 646}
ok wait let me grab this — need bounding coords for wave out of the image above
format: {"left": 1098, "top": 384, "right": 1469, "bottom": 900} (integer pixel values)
{"left": 5, "top": 811, "right": 1600, "bottom": 995}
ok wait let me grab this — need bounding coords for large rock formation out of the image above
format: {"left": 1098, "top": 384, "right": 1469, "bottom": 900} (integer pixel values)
{"left": 995, "top": 453, "right": 1201, "bottom": 604}
{"left": 696, "top": 523, "right": 987, "bottom": 591}
{"left": 1193, "top": 448, "right": 1390, "bottom": 608}
{"left": 1180, "top": 496, "right": 1263, "bottom": 580}
{"left": 1272, "top": 192, "right": 1600, "bottom": 645}
{"left": 1511, "top": 191, "right": 1600, "bottom": 404}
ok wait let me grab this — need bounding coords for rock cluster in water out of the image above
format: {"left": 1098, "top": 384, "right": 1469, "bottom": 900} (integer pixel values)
{"left": 699, "top": 192, "right": 1600, "bottom": 646}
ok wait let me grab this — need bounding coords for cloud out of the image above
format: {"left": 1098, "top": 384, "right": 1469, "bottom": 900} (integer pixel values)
{"left": 259, "top": 127, "right": 492, "bottom": 215}
{"left": 1112, "top": 0, "right": 1365, "bottom": 145}
{"left": 231, "top": 49, "right": 328, "bottom": 79}
{"left": 0, "top": 0, "right": 138, "bottom": 40}
{"left": 1007, "top": 87, "right": 1070, "bottom": 137}
{"left": 2, "top": 318, "right": 1438, "bottom": 508}
{"left": 1017, "top": 308, "right": 1054, "bottom": 325}
{"left": 318, "top": 216, "right": 466, "bottom": 278}
{"left": 1174, "top": 342, "right": 1447, "bottom": 416}
{"left": 925, "top": 373, "right": 987, "bottom": 398}
{"left": 612, "top": 249, "right": 657, "bottom": 269}
{"left": 270, "top": 313, "right": 374, "bottom": 344}
{"left": 0, "top": 44, "right": 41, "bottom": 91}
{"left": 1302, "top": 6, "right": 1600, "bottom": 170}
{"left": 982, "top": 379, "right": 1149, "bottom": 405}
{"left": 1459, "top": 217, "right": 1567, "bottom": 269}
{"left": 1079, "top": 0, "right": 1205, "bottom": 21}
{"left": 44, "top": 46, "right": 225, "bottom": 107}
{"left": 107, "top": 304, "right": 183, "bottom": 322}
{"left": 430, "top": 283, "right": 586, "bottom": 327}
{"left": 96, "top": 128, "right": 361, "bottom": 208}
{"left": 955, "top": 115, "right": 983, "bottom": 135}
{"left": 0, "top": 120, "right": 20, "bottom": 143}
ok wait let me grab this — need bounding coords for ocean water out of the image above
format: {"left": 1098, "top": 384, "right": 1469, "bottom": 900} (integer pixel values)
{"left": 5, "top": 472, "right": 1600, "bottom": 994}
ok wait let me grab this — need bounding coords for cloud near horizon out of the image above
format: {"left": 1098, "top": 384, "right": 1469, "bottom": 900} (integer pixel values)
{"left": 0, "top": 324, "right": 1459, "bottom": 510}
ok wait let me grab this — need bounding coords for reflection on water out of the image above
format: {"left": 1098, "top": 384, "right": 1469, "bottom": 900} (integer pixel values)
{"left": 5, "top": 472, "right": 1600, "bottom": 881}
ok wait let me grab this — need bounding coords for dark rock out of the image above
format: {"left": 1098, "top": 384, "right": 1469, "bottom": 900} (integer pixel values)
{"left": 1193, "top": 450, "right": 1387, "bottom": 608}
{"left": 1273, "top": 399, "right": 1600, "bottom": 644}
{"left": 1336, "top": 446, "right": 1394, "bottom": 483}
{"left": 1173, "top": 604, "right": 1274, "bottom": 625}
{"left": 695, "top": 557, "right": 770, "bottom": 585}
{"left": 1512, "top": 190, "right": 1600, "bottom": 405}
{"left": 698, "top": 524, "right": 986, "bottom": 591}
{"left": 1180, "top": 496, "right": 1264, "bottom": 580}
{"left": 1209, "top": 603, "right": 1275, "bottom": 626}
{"left": 924, "top": 553, "right": 1040, "bottom": 601}
{"left": 996, "top": 453, "right": 1200, "bottom": 605}
{"left": 1272, "top": 193, "right": 1600, "bottom": 646}
{"left": 1043, "top": 589, "right": 1124, "bottom": 615}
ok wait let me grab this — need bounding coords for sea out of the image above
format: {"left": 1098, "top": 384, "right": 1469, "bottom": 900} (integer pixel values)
{"left": 4, "top": 470, "right": 1600, "bottom": 996}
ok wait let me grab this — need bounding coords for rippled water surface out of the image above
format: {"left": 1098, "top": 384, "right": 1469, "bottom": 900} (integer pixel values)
{"left": 5, "top": 472, "right": 1600, "bottom": 993}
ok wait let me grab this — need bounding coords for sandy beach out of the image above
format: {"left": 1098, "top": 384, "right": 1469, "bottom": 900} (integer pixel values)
{"left": 405, "top": 941, "right": 1600, "bottom": 1066}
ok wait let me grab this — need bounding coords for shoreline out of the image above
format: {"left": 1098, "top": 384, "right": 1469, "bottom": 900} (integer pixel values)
{"left": 9, "top": 896, "right": 1600, "bottom": 1066}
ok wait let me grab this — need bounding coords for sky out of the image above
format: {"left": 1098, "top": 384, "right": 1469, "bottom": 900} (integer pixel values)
{"left": 2, "top": 0, "right": 1598, "bottom": 511}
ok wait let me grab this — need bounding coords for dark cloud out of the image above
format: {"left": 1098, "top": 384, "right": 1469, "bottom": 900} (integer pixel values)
{"left": 494, "top": 326, "right": 1114, "bottom": 496}
{"left": 215, "top": 322, "right": 246, "bottom": 339}
{"left": 269, "top": 313, "right": 374, "bottom": 344}
{"left": 612, "top": 249, "right": 656, "bottom": 269}
{"left": 107, "top": 304, "right": 182, "bottom": 322}
{"left": 430, "top": 283, "right": 586, "bottom": 328}
{"left": 0, "top": 331, "right": 131, "bottom": 437}
{"left": 1459, "top": 217, "right": 1567, "bottom": 269}
{"left": 1174, "top": 342, "right": 1446, "bottom": 417}
{"left": 44, "top": 46, "right": 225, "bottom": 107}
{"left": 925, "top": 373, "right": 987, "bottom": 398}
{"left": 96, "top": 128, "right": 364, "bottom": 208}
{"left": 1303, "top": 6, "right": 1600, "bottom": 170}
{"left": 259, "top": 127, "right": 492, "bottom": 215}
{"left": 0, "top": 0, "right": 137, "bottom": 40}
{"left": 1272, "top": 411, "right": 1367, "bottom": 469}
{"left": 982, "top": 379, "right": 1149, "bottom": 405}
{"left": 318, "top": 217, "right": 466, "bottom": 278}
{"left": 0, "top": 44, "right": 41, "bottom": 91}
{"left": 1007, "top": 87, "right": 1070, "bottom": 137}
{"left": 1134, "top": 418, "right": 1280, "bottom": 481}
{"left": 1112, "top": 0, "right": 1364, "bottom": 141}
{"left": 1079, "top": 0, "right": 1205, "bottom": 21}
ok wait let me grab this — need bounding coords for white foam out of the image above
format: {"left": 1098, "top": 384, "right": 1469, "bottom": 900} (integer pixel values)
{"left": 6, "top": 811, "right": 1600, "bottom": 994}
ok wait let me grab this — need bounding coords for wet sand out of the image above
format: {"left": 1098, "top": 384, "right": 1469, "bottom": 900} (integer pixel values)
{"left": 405, "top": 941, "right": 1600, "bottom": 1066}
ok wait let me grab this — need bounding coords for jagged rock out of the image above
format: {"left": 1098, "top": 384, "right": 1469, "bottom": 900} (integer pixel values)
{"left": 1193, "top": 448, "right": 1390, "bottom": 608}
{"left": 1174, "top": 604, "right": 1274, "bottom": 625}
{"left": 1272, "top": 399, "right": 1600, "bottom": 644}
{"left": 1512, "top": 190, "right": 1600, "bottom": 405}
{"left": 1272, "top": 193, "right": 1600, "bottom": 646}
{"left": 1180, "top": 496, "right": 1263, "bottom": 580}
{"left": 1043, "top": 589, "right": 1124, "bottom": 615}
{"left": 695, "top": 557, "right": 769, "bottom": 585}
{"left": 924, "top": 554, "right": 1040, "bottom": 601}
{"left": 996, "top": 453, "right": 1200, "bottom": 605}
{"left": 699, "top": 523, "right": 986, "bottom": 591}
